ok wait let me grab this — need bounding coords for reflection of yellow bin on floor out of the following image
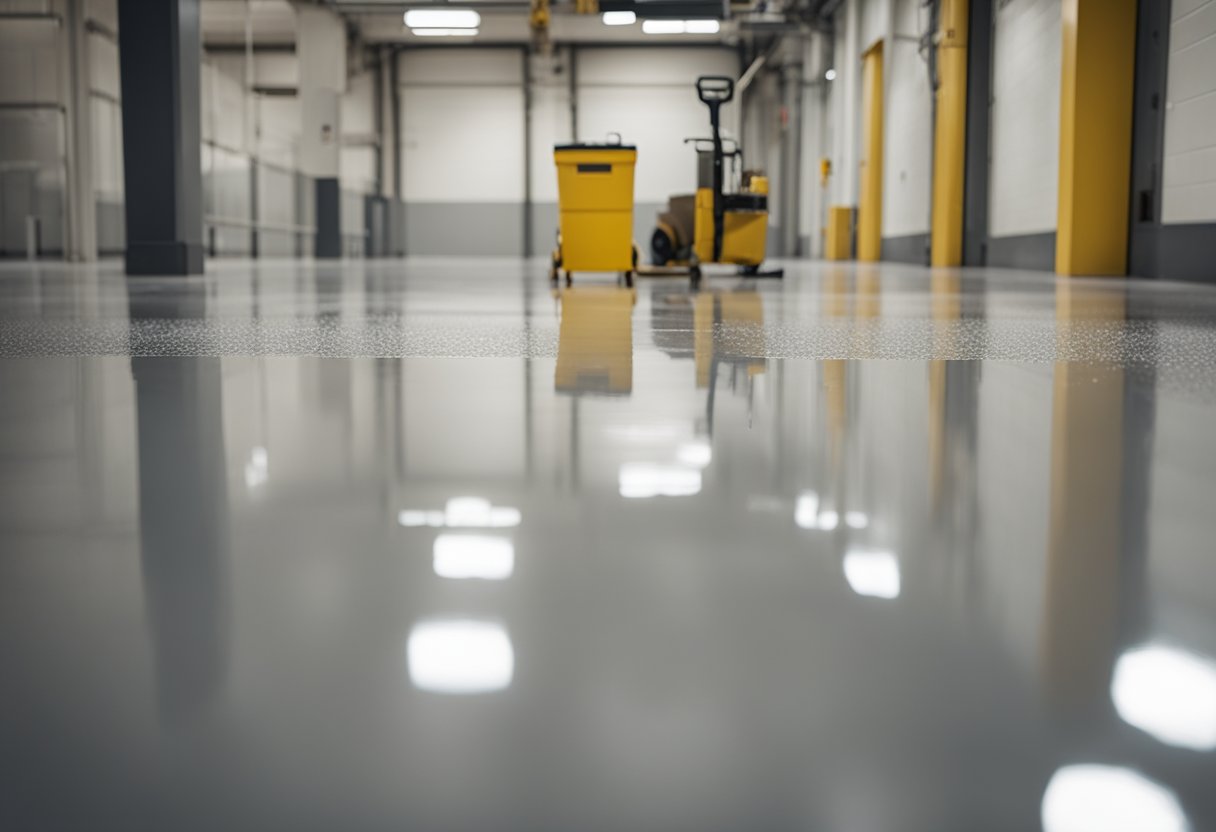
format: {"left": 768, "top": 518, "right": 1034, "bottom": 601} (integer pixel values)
{"left": 555, "top": 286, "right": 637, "bottom": 395}
{"left": 551, "top": 140, "right": 638, "bottom": 286}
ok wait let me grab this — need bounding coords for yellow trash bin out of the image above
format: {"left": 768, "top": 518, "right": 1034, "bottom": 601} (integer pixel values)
{"left": 553, "top": 141, "right": 637, "bottom": 280}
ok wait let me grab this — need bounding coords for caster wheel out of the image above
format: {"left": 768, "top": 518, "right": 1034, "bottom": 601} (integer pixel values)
{"left": 564, "top": 271, "right": 573, "bottom": 287}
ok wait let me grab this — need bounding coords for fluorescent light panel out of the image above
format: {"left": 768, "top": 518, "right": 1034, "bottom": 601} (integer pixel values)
{"left": 602, "top": 10, "right": 636, "bottom": 25}
{"left": 404, "top": 9, "right": 480, "bottom": 28}
{"left": 642, "top": 19, "right": 720, "bottom": 35}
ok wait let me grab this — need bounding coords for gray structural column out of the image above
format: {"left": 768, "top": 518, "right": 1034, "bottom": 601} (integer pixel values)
{"left": 63, "top": 0, "right": 98, "bottom": 262}
{"left": 297, "top": 6, "right": 346, "bottom": 259}
{"left": 117, "top": 0, "right": 204, "bottom": 275}
{"left": 962, "top": 0, "right": 992, "bottom": 266}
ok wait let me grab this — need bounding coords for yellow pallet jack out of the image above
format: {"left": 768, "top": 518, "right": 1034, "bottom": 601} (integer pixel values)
{"left": 645, "top": 76, "right": 783, "bottom": 284}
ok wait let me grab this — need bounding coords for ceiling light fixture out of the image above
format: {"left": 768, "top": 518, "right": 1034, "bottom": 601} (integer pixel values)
{"left": 404, "top": 9, "right": 480, "bottom": 29}
{"left": 642, "top": 19, "right": 686, "bottom": 34}
{"left": 641, "top": 19, "right": 721, "bottom": 35}
{"left": 602, "top": 10, "right": 636, "bottom": 25}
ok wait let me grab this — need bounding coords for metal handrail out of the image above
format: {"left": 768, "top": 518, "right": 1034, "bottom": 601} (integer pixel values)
{"left": 205, "top": 215, "right": 316, "bottom": 234}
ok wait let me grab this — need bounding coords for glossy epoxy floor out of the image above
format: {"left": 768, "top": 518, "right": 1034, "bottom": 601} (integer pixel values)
{"left": 3, "top": 258, "right": 1216, "bottom": 831}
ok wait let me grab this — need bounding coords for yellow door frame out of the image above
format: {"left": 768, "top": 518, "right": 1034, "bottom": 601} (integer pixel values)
{"left": 930, "top": 0, "right": 968, "bottom": 267}
{"left": 857, "top": 41, "right": 884, "bottom": 263}
{"left": 1056, "top": 0, "right": 1136, "bottom": 276}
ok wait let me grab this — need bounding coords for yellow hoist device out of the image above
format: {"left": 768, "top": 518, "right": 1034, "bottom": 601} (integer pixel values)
{"left": 650, "top": 76, "right": 782, "bottom": 282}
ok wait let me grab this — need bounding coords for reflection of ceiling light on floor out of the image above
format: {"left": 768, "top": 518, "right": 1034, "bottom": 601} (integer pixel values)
{"left": 845, "top": 511, "right": 869, "bottom": 529}
{"left": 619, "top": 463, "right": 702, "bottom": 498}
{"left": 817, "top": 510, "right": 839, "bottom": 531}
{"left": 604, "top": 423, "right": 688, "bottom": 442}
{"left": 1112, "top": 643, "right": 1216, "bottom": 751}
{"left": 433, "top": 534, "right": 514, "bottom": 580}
{"left": 843, "top": 548, "right": 900, "bottom": 599}
{"left": 398, "top": 497, "right": 520, "bottom": 529}
{"left": 407, "top": 620, "right": 514, "bottom": 694}
{"left": 795, "top": 492, "right": 819, "bottom": 528}
{"left": 244, "top": 446, "right": 268, "bottom": 489}
{"left": 444, "top": 496, "right": 521, "bottom": 528}
{"left": 677, "top": 441, "right": 712, "bottom": 467}
{"left": 1042, "top": 765, "right": 1187, "bottom": 832}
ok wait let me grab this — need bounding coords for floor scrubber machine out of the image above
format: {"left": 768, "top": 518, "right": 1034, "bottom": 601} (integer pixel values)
{"left": 649, "top": 76, "right": 782, "bottom": 282}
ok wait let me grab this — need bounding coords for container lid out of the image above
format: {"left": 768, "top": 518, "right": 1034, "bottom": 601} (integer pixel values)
{"left": 555, "top": 142, "right": 636, "bottom": 151}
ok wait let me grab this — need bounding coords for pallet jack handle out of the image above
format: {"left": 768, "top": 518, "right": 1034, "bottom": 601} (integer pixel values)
{"left": 696, "top": 76, "right": 733, "bottom": 263}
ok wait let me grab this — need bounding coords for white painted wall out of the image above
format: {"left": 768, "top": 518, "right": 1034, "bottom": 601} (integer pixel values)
{"left": 297, "top": 5, "right": 345, "bottom": 179}
{"left": 800, "top": 33, "right": 830, "bottom": 256}
{"left": 576, "top": 47, "right": 738, "bottom": 204}
{"left": 0, "top": 15, "right": 62, "bottom": 106}
{"left": 830, "top": 2, "right": 862, "bottom": 207}
{"left": 741, "top": 69, "right": 780, "bottom": 225}
{"left": 882, "top": 0, "right": 932, "bottom": 239}
{"left": 1162, "top": 0, "right": 1216, "bottom": 224}
{"left": 989, "top": 0, "right": 1062, "bottom": 238}
{"left": 858, "top": 0, "right": 890, "bottom": 51}
{"left": 529, "top": 49, "right": 573, "bottom": 205}
{"left": 256, "top": 96, "right": 300, "bottom": 169}
{"left": 399, "top": 49, "right": 525, "bottom": 203}
{"left": 0, "top": 3, "right": 106, "bottom": 254}
{"left": 341, "top": 69, "right": 376, "bottom": 194}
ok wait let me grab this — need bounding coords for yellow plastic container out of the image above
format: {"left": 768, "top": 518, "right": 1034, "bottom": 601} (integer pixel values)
{"left": 554, "top": 143, "right": 637, "bottom": 273}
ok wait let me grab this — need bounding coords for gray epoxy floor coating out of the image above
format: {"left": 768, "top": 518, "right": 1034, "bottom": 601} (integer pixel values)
{"left": 2, "top": 258, "right": 1216, "bottom": 831}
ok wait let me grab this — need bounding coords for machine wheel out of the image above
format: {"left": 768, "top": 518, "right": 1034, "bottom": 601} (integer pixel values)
{"left": 651, "top": 227, "right": 675, "bottom": 267}
{"left": 740, "top": 263, "right": 760, "bottom": 277}
{"left": 564, "top": 271, "right": 573, "bottom": 287}
{"left": 550, "top": 248, "right": 562, "bottom": 283}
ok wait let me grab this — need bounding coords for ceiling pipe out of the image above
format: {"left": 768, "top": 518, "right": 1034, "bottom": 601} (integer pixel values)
{"left": 734, "top": 51, "right": 766, "bottom": 142}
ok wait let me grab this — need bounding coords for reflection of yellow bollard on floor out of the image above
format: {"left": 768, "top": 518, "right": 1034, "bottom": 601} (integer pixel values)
{"left": 1041, "top": 282, "right": 1128, "bottom": 714}
{"left": 555, "top": 286, "right": 637, "bottom": 395}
